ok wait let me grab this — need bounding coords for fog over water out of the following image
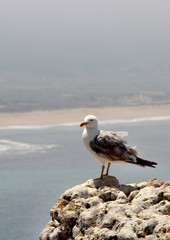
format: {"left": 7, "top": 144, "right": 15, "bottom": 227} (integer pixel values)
{"left": 0, "top": 1, "right": 170, "bottom": 111}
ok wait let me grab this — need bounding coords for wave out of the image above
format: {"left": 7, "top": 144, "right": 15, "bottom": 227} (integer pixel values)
{"left": 0, "top": 116, "right": 170, "bottom": 129}
{"left": 0, "top": 139, "right": 58, "bottom": 155}
{"left": 59, "top": 116, "right": 170, "bottom": 126}
{"left": 100, "top": 116, "right": 170, "bottom": 125}
{"left": 0, "top": 124, "right": 56, "bottom": 130}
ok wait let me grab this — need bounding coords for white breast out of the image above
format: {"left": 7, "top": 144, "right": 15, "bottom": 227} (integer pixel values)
{"left": 82, "top": 128, "right": 97, "bottom": 152}
{"left": 82, "top": 128, "right": 107, "bottom": 164}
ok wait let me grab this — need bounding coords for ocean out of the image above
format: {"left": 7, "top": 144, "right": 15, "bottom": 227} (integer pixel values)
{"left": 0, "top": 117, "right": 170, "bottom": 240}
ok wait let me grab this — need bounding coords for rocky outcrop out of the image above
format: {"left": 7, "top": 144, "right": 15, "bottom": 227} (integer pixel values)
{"left": 39, "top": 177, "right": 170, "bottom": 240}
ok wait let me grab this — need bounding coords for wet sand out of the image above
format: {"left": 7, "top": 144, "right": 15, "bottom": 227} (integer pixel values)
{"left": 0, "top": 104, "right": 170, "bottom": 127}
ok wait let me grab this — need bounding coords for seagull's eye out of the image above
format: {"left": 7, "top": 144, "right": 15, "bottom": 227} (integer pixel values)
{"left": 90, "top": 119, "right": 93, "bottom": 122}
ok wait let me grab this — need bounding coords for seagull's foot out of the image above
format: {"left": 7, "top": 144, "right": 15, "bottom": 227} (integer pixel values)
{"left": 103, "top": 173, "right": 109, "bottom": 177}
{"left": 100, "top": 165, "right": 105, "bottom": 180}
{"left": 100, "top": 173, "right": 104, "bottom": 180}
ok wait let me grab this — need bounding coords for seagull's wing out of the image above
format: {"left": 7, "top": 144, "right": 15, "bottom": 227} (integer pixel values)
{"left": 90, "top": 130, "right": 138, "bottom": 163}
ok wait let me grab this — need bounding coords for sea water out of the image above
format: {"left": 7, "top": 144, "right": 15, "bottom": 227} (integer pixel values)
{"left": 0, "top": 118, "right": 170, "bottom": 240}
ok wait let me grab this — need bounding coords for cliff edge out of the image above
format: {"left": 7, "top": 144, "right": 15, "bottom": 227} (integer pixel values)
{"left": 39, "top": 177, "right": 170, "bottom": 240}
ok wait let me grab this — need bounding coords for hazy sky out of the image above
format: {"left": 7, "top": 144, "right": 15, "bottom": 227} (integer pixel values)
{"left": 1, "top": 0, "right": 170, "bottom": 78}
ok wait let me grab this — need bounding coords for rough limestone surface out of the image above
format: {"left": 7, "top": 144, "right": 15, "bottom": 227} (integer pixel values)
{"left": 39, "top": 177, "right": 170, "bottom": 240}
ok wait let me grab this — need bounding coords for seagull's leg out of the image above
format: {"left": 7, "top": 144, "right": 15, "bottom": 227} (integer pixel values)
{"left": 105, "top": 162, "right": 111, "bottom": 176}
{"left": 100, "top": 165, "right": 105, "bottom": 179}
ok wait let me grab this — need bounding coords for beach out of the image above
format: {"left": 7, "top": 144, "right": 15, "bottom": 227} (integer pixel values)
{"left": 1, "top": 105, "right": 170, "bottom": 240}
{"left": 0, "top": 104, "right": 170, "bottom": 127}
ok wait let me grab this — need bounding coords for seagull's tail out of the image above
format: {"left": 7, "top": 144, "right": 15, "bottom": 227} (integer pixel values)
{"left": 136, "top": 157, "right": 157, "bottom": 168}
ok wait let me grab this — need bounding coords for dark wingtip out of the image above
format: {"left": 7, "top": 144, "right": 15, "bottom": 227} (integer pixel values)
{"left": 149, "top": 164, "right": 156, "bottom": 168}
{"left": 136, "top": 157, "right": 157, "bottom": 168}
{"left": 150, "top": 161, "right": 158, "bottom": 168}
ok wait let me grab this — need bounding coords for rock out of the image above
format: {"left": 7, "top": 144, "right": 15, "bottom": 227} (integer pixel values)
{"left": 137, "top": 181, "right": 147, "bottom": 188}
{"left": 98, "top": 186, "right": 119, "bottom": 202}
{"left": 146, "top": 178, "right": 163, "bottom": 187}
{"left": 116, "top": 191, "right": 128, "bottom": 204}
{"left": 164, "top": 192, "right": 170, "bottom": 201}
{"left": 128, "top": 190, "right": 139, "bottom": 201}
{"left": 142, "top": 219, "right": 159, "bottom": 235}
{"left": 118, "top": 228, "right": 138, "bottom": 240}
{"left": 39, "top": 177, "right": 170, "bottom": 240}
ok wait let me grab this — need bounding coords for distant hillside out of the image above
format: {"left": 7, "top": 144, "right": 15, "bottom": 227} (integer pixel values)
{"left": 0, "top": 68, "right": 170, "bottom": 112}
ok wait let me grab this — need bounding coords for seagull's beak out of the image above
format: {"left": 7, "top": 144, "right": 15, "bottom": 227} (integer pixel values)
{"left": 80, "top": 121, "right": 88, "bottom": 127}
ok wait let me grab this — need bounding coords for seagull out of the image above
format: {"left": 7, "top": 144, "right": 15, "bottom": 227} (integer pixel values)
{"left": 80, "top": 115, "right": 157, "bottom": 179}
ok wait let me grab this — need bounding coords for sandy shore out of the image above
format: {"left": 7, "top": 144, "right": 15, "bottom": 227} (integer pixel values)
{"left": 0, "top": 105, "right": 170, "bottom": 127}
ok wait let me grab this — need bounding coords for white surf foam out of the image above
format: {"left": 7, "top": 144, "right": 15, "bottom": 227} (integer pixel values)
{"left": 100, "top": 116, "right": 170, "bottom": 125}
{"left": 61, "top": 116, "right": 170, "bottom": 126}
{"left": 0, "top": 124, "right": 56, "bottom": 130}
{"left": 0, "top": 116, "right": 170, "bottom": 129}
{"left": 0, "top": 139, "right": 57, "bottom": 155}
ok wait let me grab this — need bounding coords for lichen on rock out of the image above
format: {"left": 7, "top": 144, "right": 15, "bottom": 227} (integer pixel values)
{"left": 39, "top": 177, "right": 170, "bottom": 240}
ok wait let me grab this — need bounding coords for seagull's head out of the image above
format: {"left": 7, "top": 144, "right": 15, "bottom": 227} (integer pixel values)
{"left": 80, "top": 115, "right": 98, "bottom": 129}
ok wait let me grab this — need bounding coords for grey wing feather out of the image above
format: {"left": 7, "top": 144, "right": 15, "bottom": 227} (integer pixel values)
{"left": 90, "top": 130, "right": 138, "bottom": 163}
{"left": 95, "top": 130, "right": 127, "bottom": 146}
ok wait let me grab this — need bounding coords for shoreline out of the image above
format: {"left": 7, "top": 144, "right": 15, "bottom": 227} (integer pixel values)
{"left": 0, "top": 104, "right": 170, "bottom": 127}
